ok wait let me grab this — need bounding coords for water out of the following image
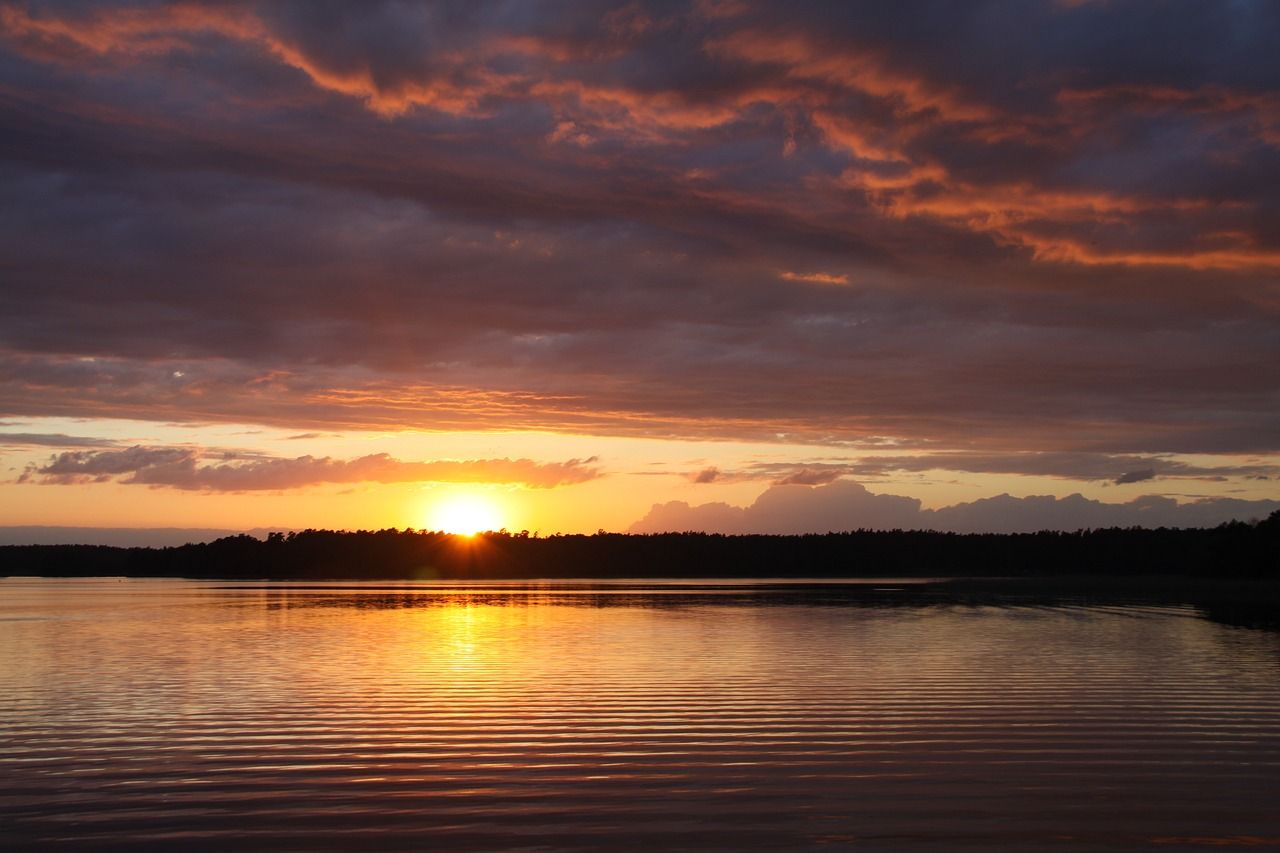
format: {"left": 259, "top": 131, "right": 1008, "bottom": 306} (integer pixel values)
{"left": 2, "top": 578, "right": 1279, "bottom": 851}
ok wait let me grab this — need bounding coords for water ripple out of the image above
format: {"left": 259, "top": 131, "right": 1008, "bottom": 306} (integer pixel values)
{"left": 2, "top": 579, "right": 1279, "bottom": 851}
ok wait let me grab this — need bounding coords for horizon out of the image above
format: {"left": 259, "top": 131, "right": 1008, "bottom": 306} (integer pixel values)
{"left": 3, "top": 482, "right": 1280, "bottom": 547}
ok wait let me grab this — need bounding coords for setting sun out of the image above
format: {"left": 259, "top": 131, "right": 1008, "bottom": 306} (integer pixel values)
{"left": 429, "top": 494, "right": 504, "bottom": 536}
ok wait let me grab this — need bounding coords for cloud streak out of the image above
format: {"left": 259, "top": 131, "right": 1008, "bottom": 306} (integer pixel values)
{"left": 0, "top": 432, "right": 119, "bottom": 449}
{"left": 21, "top": 446, "right": 601, "bottom": 491}
{"left": 734, "top": 452, "right": 1280, "bottom": 485}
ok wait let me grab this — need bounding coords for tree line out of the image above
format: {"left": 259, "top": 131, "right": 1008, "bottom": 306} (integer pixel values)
{"left": 3, "top": 511, "right": 1278, "bottom": 580}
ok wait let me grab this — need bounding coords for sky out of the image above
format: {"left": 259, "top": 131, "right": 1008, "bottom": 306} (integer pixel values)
{"left": 1, "top": 0, "right": 1278, "bottom": 541}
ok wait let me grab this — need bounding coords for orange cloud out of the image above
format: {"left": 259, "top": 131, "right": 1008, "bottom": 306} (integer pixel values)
{"left": 831, "top": 165, "right": 1280, "bottom": 271}
{"left": 0, "top": 3, "right": 251, "bottom": 58}
{"left": 707, "top": 30, "right": 996, "bottom": 124}
{"left": 779, "top": 270, "right": 849, "bottom": 285}
{"left": 810, "top": 111, "right": 908, "bottom": 163}
{"left": 0, "top": 3, "right": 767, "bottom": 136}
{"left": 531, "top": 79, "right": 743, "bottom": 139}
{"left": 1058, "top": 83, "right": 1280, "bottom": 145}
{"left": 0, "top": 3, "right": 518, "bottom": 117}
{"left": 1017, "top": 237, "right": 1280, "bottom": 271}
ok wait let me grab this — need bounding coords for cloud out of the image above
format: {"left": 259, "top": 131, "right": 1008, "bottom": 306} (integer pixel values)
{"left": 0, "top": 432, "right": 119, "bottom": 448}
{"left": 0, "top": 0, "right": 1277, "bottom": 470}
{"left": 24, "top": 445, "right": 191, "bottom": 482}
{"left": 926, "top": 492, "right": 1280, "bottom": 534}
{"left": 779, "top": 271, "right": 849, "bottom": 285}
{"left": 630, "top": 479, "right": 1280, "bottom": 534}
{"left": 741, "top": 453, "right": 1280, "bottom": 485}
{"left": 631, "top": 480, "right": 923, "bottom": 534}
{"left": 21, "top": 446, "right": 601, "bottom": 491}
{"left": 773, "top": 467, "right": 844, "bottom": 486}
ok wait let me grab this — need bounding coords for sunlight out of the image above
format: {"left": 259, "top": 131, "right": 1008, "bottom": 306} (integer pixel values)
{"left": 429, "top": 494, "right": 504, "bottom": 536}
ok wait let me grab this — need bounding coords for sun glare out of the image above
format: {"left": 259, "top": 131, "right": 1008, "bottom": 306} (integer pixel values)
{"left": 430, "top": 495, "right": 503, "bottom": 536}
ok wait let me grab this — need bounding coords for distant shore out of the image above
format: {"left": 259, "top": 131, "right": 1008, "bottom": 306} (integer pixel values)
{"left": 6, "top": 571, "right": 1279, "bottom": 631}
{"left": 3, "top": 516, "right": 1276, "bottom": 584}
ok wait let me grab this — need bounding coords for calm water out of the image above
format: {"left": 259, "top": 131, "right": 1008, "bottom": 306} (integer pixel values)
{"left": 2, "top": 579, "right": 1279, "bottom": 851}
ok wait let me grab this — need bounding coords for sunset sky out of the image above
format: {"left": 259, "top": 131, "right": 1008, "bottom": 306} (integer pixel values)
{"left": 1, "top": 1, "right": 1278, "bottom": 539}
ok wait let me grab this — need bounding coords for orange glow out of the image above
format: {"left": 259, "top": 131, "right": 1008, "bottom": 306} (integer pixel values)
{"left": 429, "top": 494, "right": 504, "bottom": 536}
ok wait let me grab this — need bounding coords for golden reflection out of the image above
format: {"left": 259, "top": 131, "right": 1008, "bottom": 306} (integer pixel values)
{"left": 435, "top": 603, "right": 493, "bottom": 673}
{"left": 7, "top": 579, "right": 1280, "bottom": 850}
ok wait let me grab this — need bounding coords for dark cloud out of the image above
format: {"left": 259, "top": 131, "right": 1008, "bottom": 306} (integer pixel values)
{"left": 0, "top": 432, "right": 119, "bottom": 448}
{"left": 25, "top": 445, "right": 191, "bottom": 482}
{"left": 773, "top": 467, "right": 843, "bottom": 486}
{"left": 0, "top": 1, "right": 1277, "bottom": 465}
{"left": 630, "top": 479, "right": 1280, "bottom": 534}
{"left": 22, "top": 445, "right": 601, "bottom": 491}
{"left": 1114, "top": 468, "right": 1157, "bottom": 485}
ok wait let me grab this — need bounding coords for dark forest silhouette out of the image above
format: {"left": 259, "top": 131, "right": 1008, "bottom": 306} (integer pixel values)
{"left": 3, "top": 511, "right": 1277, "bottom": 580}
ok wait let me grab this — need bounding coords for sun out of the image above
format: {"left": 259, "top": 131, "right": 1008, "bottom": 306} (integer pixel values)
{"left": 430, "top": 494, "right": 504, "bottom": 536}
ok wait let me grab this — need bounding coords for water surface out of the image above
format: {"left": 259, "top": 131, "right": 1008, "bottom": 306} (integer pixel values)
{"left": 2, "top": 578, "right": 1279, "bottom": 850}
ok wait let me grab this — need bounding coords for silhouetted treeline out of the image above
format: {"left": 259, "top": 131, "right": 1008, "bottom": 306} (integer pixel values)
{"left": 3, "top": 511, "right": 1278, "bottom": 580}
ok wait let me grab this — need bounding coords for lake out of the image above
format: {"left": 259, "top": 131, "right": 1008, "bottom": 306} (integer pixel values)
{"left": 2, "top": 578, "right": 1279, "bottom": 850}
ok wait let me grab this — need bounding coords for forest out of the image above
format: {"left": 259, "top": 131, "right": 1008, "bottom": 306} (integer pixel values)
{"left": 3, "top": 511, "right": 1278, "bottom": 581}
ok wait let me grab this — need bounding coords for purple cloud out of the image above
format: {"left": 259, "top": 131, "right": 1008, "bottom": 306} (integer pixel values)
{"left": 630, "top": 480, "right": 1280, "bottom": 534}
{"left": 23, "top": 446, "right": 601, "bottom": 491}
